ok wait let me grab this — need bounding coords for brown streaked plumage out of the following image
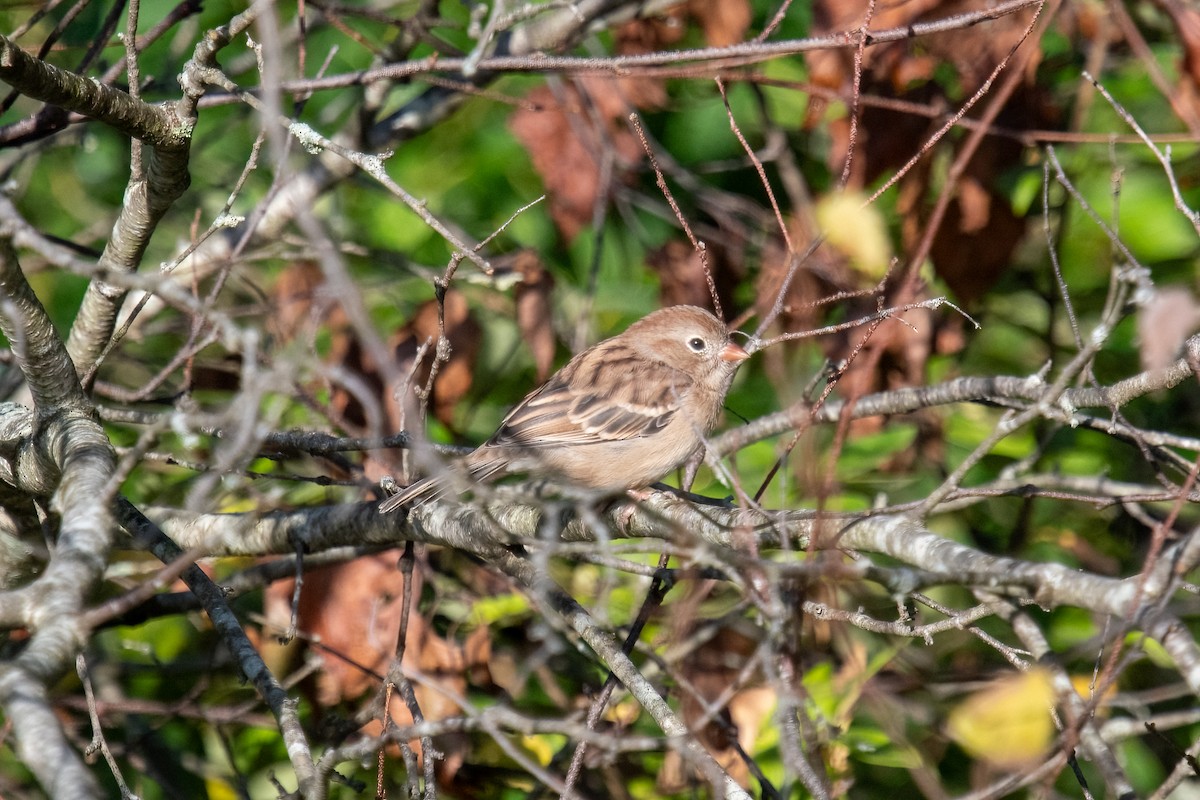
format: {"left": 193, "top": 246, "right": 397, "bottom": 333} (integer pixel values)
{"left": 379, "top": 305, "right": 749, "bottom": 512}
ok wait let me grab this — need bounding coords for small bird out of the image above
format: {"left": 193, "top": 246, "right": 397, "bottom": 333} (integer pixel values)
{"left": 379, "top": 305, "right": 749, "bottom": 512}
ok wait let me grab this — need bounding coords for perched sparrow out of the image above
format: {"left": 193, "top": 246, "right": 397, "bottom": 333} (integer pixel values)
{"left": 379, "top": 305, "right": 749, "bottom": 511}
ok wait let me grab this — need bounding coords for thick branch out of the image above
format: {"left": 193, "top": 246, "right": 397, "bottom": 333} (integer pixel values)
{"left": 149, "top": 488, "right": 1197, "bottom": 626}
{"left": 0, "top": 666, "right": 101, "bottom": 797}
{"left": 0, "top": 34, "right": 190, "bottom": 149}
{"left": 0, "top": 237, "right": 90, "bottom": 415}
{"left": 0, "top": 237, "right": 116, "bottom": 798}
{"left": 63, "top": 138, "right": 194, "bottom": 375}
{"left": 0, "top": 33, "right": 203, "bottom": 377}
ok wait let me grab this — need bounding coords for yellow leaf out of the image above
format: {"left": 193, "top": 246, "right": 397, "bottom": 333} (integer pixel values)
{"left": 814, "top": 191, "right": 892, "bottom": 279}
{"left": 205, "top": 778, "right": 239, "bottom": 800}
{"left": 520, "top": 734, "right": 565, "bottom": 766}
{"left": 946, "top": 668, "right": 1056, "bottom": 768}
{"left": 1070, "top": 673, "right": 1115, "bottom": 717}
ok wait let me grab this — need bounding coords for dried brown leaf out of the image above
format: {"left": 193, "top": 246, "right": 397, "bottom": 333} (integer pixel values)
{"left": 509, "top": 79, "right": 647, "bottom": 240}
{"left": 389, "top": 290, "right": 482, "bottom": 431}
{"left": 928, "top": 166, "right": 1026, "bottom": 303}
{"left": 659, "top": 624, "right": 771, "bottom": 791}
{"left": 510, "top": 87, "right": 601, "bottom": 240}
{"left": 646, "top": 239, "right": 738, "bottom": 313}
{"left": 512, "top": 249, "right": 557, "bottom": 381}
{"left": 1138, "top": 286, "right": 1200, "bottom": 372}
{"left": 687, "top": 0, "right": 752, "bottom": 47}
{"left": 270, "top": 261, "right": 339, "bottom": 342}
{"left": 1160, "top": 0, "right": 1200, "bottom": 126}
{"left": 264, "top": 558, "right": 490, "bottom": 787}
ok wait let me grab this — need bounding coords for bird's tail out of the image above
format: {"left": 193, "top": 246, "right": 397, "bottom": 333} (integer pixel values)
{"left": 378, "top": 474, "right": 453, "bottom": 513}
{"left": 377, "top": 451, "right": 511, "bottom": 513}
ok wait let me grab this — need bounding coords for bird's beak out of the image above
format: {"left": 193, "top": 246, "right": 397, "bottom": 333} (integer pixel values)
{"left": 720, "top": 342, "right": 751, "bottom": 363}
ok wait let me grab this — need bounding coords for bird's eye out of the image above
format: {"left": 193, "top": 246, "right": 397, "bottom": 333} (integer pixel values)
{"left": 687, "top": 336, "right": 706, "bottom": 352}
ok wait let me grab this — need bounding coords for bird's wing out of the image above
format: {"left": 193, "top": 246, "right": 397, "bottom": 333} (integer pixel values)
{"left": 488, "top": 344, "right": 692, "bottom": 448}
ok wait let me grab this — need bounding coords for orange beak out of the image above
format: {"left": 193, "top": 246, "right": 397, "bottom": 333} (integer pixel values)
{"left": 720, "top": 342, "right": 751, "bottom": 363}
